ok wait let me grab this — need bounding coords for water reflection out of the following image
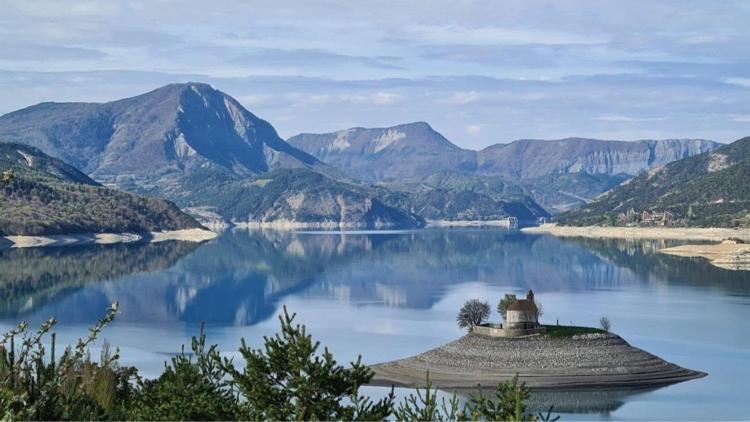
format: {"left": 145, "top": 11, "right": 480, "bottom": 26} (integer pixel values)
{"left": 2, "top": 229, "right": 748, "bottom": 326}
{"left": 0, "top": 241, "right": 200, "bottom": 318}
{"left": 0, "top": 229, "right": 748, "bottom": 420}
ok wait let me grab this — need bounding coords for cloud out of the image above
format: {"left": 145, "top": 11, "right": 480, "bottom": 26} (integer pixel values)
{"left": 230, "top": 48, "right": 403, "bottom": 70}
{"left": 438, "top": 91, "right": 482, "bottom": 105}
{"left": 407, "top": 25, "right": 607, "bottom": 46}
{"left": 1, "top": 2, "right": 750, "bottom": 146}
{"left": 372, "top": 92, "right": 401, "bottom": 105}
{"left": 466, "top": 125, "right": 482, "bottom": 135}
{"left": 595, "top": 115, "right": 670, "bottom": 123}
{"left": 0, "top": 43, "right": 105, "bottom": 61}
{"left": 725, "top": 77, "right": 750, "bottom": 88}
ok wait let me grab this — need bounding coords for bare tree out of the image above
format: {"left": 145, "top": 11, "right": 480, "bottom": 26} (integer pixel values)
{"left": 600, "top": 317, "right": 611, "bottom": 332}
{"left": 457, "top": 299, "right": 491, "bottom": 332}
{"left": 535, "top": 301, "right": 543, "bottom": 320}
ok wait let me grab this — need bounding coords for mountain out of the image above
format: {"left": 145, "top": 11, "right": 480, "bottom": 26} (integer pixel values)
{"left": 289, "top": 128, "right": 718, "bottom": 182}
{"left": 558, "top": 136, "right": 750, "bottom": 227}
{"left": 287, "top": 122, "right": 477, "bottom": 181}
{"left": 288, "top": 126, "right": 719, "bottom": 213}
{"left": 0, "top": 143, "right": 203, "bottom": 236}
{"left": 0, "top": 82, "right": 328, "bottom": 200}
{"left": 183, "top": 168, "right": 424, "bottom": 229}
{"left": 476, "top": 137, "right": 719, "bottom": 179}
{"left": 519, "top": 172, "right": 632, "bottom": 213}
{"left": 380, "top": 170, "right": 549, "bottom": 221}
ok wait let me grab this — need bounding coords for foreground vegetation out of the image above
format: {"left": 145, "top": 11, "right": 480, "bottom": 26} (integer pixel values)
{"left": 0, "top": 303, "right": 557, "bottom": 421}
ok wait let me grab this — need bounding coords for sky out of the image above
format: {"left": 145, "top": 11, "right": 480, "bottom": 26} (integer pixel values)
{"left": 1, "top": 0, "right": 750, "bottom": 148}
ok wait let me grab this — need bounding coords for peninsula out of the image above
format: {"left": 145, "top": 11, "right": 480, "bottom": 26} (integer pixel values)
{"left": 370, "top": 291, "right": 705, "bottom": 389}
{"left": 659, "top": 240, "right": 750, "bottom": 271}
{"left": 369, "top": 331, "right": 705, "bottom": 389}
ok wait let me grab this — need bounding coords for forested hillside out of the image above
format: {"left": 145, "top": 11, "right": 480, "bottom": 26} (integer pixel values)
{"left": 558, "top": 137, "right": 750, "bottom": 227}
{"left": 0, "top": 143, "right": 202, "bottom": 236}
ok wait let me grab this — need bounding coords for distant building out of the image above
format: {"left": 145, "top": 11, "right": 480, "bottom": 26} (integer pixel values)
{"left": 473, "top": 290, "right": 545, "bottom": 337}
{"left": 640, "top": 210, "right": 673, "bottom": 226}
{"left": 506, "top": 290, "right": 540, "bottom": 330}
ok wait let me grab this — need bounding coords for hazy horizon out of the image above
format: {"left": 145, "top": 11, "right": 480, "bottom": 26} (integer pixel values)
{"left": 1, "top": 1, "right": 749, "bottom": 147}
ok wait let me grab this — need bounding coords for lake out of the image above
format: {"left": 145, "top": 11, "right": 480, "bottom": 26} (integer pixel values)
{"left": 0, "top": 229, "right": 748, "bottom": 420}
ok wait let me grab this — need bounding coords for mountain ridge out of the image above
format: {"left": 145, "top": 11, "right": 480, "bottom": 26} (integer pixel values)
{"left": 557, "top": 136, "right": 750, "bottom": 227}
{"left": 289, "top": 126, "right": 719, "bottom": 182}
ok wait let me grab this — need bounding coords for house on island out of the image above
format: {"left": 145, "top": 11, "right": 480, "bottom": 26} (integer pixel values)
{"left": 506, "top": 290, "right": 539, "bottom": 330}
{"left": 473, "top": 289, "right": 543, "bottom": 337}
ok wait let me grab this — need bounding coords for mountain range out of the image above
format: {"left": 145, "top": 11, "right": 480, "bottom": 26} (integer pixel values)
{"left": 0, "top": 143, "right": 202, "bottom": 236}
{"left": 0, "top": 82, "right": 728, "bottom": 230}
{"left": 288, "top": 124, "right": 718, "bottom": 212}
{"left": 559, "top": 136, "right": 750, "bottom": 227}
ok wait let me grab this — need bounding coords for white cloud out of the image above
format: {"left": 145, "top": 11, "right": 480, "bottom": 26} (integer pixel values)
{"left": 466, "top": 125, "right": 482, "bottom": 135}
{"left": 595, "top": 115, "right": 669, "bottom": 123}
{"left": 729, "top": 114, "right": 750, "bottom": 122}
{"left": 409, "top": 25, "right": 607, "bottom": 46}
{"left": 437, "top": 91, "right": 481, "bottom": 105}
{"left": 725, "top": 78, "right": 750, "bottom": 88}
{"left": 372, "top": 92, "right": 401, "bottom": 105}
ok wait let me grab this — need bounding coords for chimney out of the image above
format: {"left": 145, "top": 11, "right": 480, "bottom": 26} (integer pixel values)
{"left": 527, "top": 289, "right": 534, "bottom": 303}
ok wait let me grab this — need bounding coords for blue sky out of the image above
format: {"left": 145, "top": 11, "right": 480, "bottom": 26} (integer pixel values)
{"left": 1, "top": 0, "right": 749, "bottom": 148}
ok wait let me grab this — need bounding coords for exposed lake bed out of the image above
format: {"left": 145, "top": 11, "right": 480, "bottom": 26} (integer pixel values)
{"left": 0, "top": 228, "right": 747, "bottom": 420}
{"left": 370, "top": 331, "right": 706, "bottom": 389}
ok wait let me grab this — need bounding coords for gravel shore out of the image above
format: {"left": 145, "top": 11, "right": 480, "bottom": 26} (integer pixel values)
{"left": 522, "top": 224, "right": 750, "bottom": 242}
{"left": 1, "top": 228, "right": 217, "bottom": 250}
{"left": 659, "top": 243, "right": 750, "bottom": 271}
{"left": 369, "top": 332, "right": 705, "bottom": 389}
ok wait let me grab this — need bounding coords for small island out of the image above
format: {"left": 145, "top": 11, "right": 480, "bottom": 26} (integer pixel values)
{"left": 370, "top": 291, "right": 706, "bottom": 389}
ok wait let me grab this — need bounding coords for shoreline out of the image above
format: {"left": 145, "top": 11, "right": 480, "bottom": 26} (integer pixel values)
{"left": 424, "top": 219, "right": 515, "bottom": 228}
{"left": 369, "top": 332, "right": 705, "bottom": 390}
{"left": 1, "top": 228, "right": 217, "bottom": 250}
{"left": 522, "top": 223, "right": 750, "bottom": 242}
{"left": 659, "top": 243, "right": 750, "bottom": 271}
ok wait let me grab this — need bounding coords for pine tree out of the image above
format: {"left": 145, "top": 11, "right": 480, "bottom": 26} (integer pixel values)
{"left": 221, "top": 306, "right": 394, "bottom": 420}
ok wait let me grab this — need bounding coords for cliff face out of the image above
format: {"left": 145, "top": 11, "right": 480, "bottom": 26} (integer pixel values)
{"left": 183, "top": 169, "right": 425, "bottom": 229}
{"left": 288, "top": 122, "right": 477, "bottom": 182}
{"left": 476, "top": 138, "right": 719, "bottom": 179}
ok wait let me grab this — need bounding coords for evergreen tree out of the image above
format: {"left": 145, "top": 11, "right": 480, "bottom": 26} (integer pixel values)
{"left": 498, "top": 294, "right": 518, "bottom": 319}
{"left": 220, "top": 306, "right": 394, "bottom": 420}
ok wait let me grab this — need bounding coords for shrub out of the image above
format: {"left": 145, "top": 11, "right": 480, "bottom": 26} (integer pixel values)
{"left": 129, "top": 323, "right": 239, "bottom": 420}
{"left": 219, "top": 306, "right": 394, "bottom": 420}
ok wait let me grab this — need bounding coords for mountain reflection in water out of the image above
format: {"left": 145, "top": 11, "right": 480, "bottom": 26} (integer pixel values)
{"left": 0, "top": 228, "right": 748, "bottom": 420}
{"left": 1, "top": 229, "right": 748, "bottom": 325}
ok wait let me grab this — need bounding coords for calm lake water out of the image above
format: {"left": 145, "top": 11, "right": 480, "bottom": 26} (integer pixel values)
{"left": 0, "top": 229, "right": 748, "bottom": 420}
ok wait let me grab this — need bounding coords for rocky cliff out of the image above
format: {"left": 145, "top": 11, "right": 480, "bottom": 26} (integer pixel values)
{"left": 477, "top": 137, "right": 719, "bottom": 179}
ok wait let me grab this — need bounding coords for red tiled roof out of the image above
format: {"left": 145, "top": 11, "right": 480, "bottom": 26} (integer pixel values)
{"left": 507, "top": 299, "right": 538, "bottom": 313}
